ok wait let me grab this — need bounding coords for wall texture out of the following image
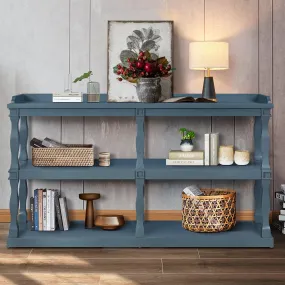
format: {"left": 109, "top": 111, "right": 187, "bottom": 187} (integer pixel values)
{"left": 0, "top": 0, "right": 283, "bottom": 211}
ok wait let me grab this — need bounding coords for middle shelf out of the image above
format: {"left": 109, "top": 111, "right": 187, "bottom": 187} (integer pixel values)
{"left": 19, "top": 159, "right": 262, "bottom": 180}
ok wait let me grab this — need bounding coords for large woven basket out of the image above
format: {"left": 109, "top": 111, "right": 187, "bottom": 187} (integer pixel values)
{"left": 32, "top": 144, "right": 94, "bottom": 167}
{"left": 182, "top": 188, "right": 236, "bottom": 233}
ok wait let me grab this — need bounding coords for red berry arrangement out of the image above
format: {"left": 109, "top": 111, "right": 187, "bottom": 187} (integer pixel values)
{"left": 113, "top": 51, "right": 174, "bottom": 84}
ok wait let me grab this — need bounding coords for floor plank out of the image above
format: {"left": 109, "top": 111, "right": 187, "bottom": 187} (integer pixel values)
{"left": 0, "top": 273, "right": 100, "bottom": 285}
{"left": 100, "top": 274, "right": 285, "bottom": 285}
{"left": 162, "top": 258, "right": 285, "bottom": 273}
{"left": 30, "top": 248, "right": 199, "bottom": 259}
{"left": 26, "top": 258, "right": 162, "bottom": 274}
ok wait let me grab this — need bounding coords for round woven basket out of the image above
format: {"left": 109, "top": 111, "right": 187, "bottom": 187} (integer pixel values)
{"left": 182, "top": 188, "right": 236, "bottom": 233}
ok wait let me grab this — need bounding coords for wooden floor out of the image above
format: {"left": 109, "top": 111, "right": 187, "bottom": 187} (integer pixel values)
{"left": 0, "top": 224, "right": 285, "bottom": 285}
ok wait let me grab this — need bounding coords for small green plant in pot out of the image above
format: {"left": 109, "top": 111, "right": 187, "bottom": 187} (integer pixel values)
{"left": 179, "top": 128, "right": 195, "bottom": 152}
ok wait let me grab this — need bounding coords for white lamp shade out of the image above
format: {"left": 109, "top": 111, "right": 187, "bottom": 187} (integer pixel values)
{"left": 189, "top": 42, "right": 229, "bottom": 70}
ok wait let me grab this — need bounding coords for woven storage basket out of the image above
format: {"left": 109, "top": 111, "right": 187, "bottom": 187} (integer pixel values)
{"left": 182, "top": 188, "right": 236, "bottom": 233}
{"left": 32, "top": 144, "right": 94, "bottom": 167}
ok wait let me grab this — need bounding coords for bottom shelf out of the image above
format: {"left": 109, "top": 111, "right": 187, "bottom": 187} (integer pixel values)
{"left": 7, "top": 221, "right": 273, "bottom": 248}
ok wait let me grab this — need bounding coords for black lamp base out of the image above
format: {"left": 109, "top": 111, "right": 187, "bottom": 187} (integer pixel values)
{"left": 202, "top": 77, "right": 217, "bottom": 102}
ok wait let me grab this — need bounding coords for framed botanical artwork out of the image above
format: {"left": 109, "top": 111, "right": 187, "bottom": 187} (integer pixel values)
{"left": 108, "top": 21, "right": 173, "bottom": 102}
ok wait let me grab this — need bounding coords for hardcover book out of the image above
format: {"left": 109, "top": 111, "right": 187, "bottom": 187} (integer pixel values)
{"left": 30, "top": 197, "right": 34, "bottom": 231}
{"left": 51, "top": 190, "right": 56, "bottom": 231}
{"left": 166, "top": 159, "right": 204, "bottom": 166}
{"left": 43, "top": 190, "right": 47, "bottom": 231}
{"left": 46, "top": 189, "right": 51, "bottom": 231}
{"left": 210, "top": 133, "right": 219, "bottom": 166}
{"left": 59, "top": 197, "right": 70, "bottom": 231}
{"left": 54, "top": 191, "right": 64, "bottom": 231}
{"left": 169, "top": 150, "right": 204, "bottom": 160}
{"left": 34, "top": 189, "right": 39, "bottom": 231}
{"left": 38, "top": 189, "right": 43, "bottom": 231}
{"left": 204, "top": 134, "right": 210, "bottom": 166}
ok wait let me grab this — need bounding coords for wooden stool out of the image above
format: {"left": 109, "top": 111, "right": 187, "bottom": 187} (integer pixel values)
{"left": 79, "top": 193, "right": 100, "bottom": 229}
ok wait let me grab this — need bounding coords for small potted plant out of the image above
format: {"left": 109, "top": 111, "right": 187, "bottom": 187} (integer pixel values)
{"left": 179, "top": 128, "right": 195, "bottom": 152}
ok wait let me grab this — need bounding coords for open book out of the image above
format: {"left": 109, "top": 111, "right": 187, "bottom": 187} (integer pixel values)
{"left": 162, "top": 97, "right": 216, "bottom": 103}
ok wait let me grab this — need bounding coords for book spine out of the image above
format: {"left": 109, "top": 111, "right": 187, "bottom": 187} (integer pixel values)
{"left": 204, "top": 134, "right": 210, "bottom": 166}
{"left": 275, "top": 192, "right": 285, "bottom": 201}
{"left": 46, "top": 190, "right": 51, "bottom": 231}
{"left": 54, "top": 192, "right": 64, "bottom": 230}
{"left": 63, "top": 197, "right": 70, "bottom": 230}
{"left": 166, "top": 159, "right": 204, "bottom": 166}
{"left": 279, "top": 215, "right": 285, "bottom": 221}
{"left": 283, "top": 202, "right": 285, "bottom": 208}
{"left": 43, "top": 190, "right": 47, "bottom": 231}
{"left": 210, "top": 133, "right": 219, "bottom": 166}
{"left": 30, "top": 197, "right": 34, "bottom": 231}
{"left": 169, "top": 152, "right": 204, "bottom": 160}
{"left": 51, "top": 190, "right": 55, "bottom": 231}
{"left": 59, "top": 198, "right": 68, "bottom": 231}
{"left": 280, "top": 209, "right": 285, "bottom": 215}
{"left": 38, "top": 190, "right": 43, "bottom": 231}
{"left": 34, "top": 189, "right": 38, "bottom": 231}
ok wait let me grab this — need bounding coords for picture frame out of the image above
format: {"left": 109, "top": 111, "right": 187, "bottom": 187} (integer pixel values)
{"left": 107, "top": 21, "right": 174, "bottom": 102}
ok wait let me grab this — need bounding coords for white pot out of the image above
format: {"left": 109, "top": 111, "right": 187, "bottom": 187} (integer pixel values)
{"left": 180, "top": 140, "right": 194, "bottom": 152}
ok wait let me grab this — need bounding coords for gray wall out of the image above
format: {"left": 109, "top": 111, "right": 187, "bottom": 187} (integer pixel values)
{"left": 0, "top": 0, "right": 283, "bottom": 211}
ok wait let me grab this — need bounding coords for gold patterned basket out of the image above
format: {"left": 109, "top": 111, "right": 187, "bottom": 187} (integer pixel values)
{"left": 182, "top": 188, "right": 236, "bottom": 233}
{"left": 32, "top": 144, "right": 94, "bottom": 167}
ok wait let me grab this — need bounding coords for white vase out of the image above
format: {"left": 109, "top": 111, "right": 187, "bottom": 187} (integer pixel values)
{"left": 234, "top": 150, "right": 250, "bottom": 165}
{"left": 219, "top": 145, "right": 234, "bottom": 165}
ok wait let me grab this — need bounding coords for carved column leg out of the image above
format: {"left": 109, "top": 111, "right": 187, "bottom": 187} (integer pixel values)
{"left": 135, "top": 109, "right": 145, "bottom": 238}
{"left": 19, "top": 116, "right": 28, "bottom": 230}
{"left": 9, "top": 111, "right": 19, "bottom": 238}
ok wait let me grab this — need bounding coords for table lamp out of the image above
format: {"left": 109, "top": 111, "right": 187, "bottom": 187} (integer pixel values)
{"left": 189, "top": 42, "right": 229, "bottom": 102}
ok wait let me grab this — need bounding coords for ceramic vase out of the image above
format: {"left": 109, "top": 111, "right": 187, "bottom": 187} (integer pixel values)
{"left": 180, "top": 139, "right": 194, "bottom": 152}
{"left": 218, "top": 145, "right": 234, "bottom": 165}
{"left": 234, "top": 150, "right": 250, "bottom": 165}
{"left": 136, "top": 77, "right": 161, "bottom": 103}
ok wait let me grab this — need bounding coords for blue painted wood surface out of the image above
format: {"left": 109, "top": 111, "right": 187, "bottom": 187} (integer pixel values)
{"left": 7, "top": 93, "right": 274, "bottom": 248}
{"left": 7, "top": 221, "right": 273, "bottom": 248}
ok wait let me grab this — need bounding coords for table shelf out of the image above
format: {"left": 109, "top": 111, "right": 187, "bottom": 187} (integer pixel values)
{"left": 7, "top": 93, "right": 273, "bottom": 247}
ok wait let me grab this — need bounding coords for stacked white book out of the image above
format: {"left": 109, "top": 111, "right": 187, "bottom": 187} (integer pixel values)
{"left": 204, "top": 133, "right": 219, "bottom": 166}
{"left": 52, "top": 92, "right": 82, "bottom": 102}
{"left": 166, "top": 151, "right": 204, "bottom": 166}
{"left": 273, "top": 185, "right": 285, "bottom": 234}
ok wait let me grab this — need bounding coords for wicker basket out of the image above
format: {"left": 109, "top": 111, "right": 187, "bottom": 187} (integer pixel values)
{"left": 182, "top": 188, "right": 236, "bottom": 233}
{"left": 32, "top": 144, "right": 94, "bottom": 167}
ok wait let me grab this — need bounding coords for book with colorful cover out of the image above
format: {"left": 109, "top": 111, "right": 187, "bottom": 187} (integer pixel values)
{"left": 30, "top": 197, "right": 34, "bottom": 231}
{"left": 34, "top": 189, "right": 39, "bottom": 231}
{"left": 38, "top": 189, "right": 43, "bottom": 231}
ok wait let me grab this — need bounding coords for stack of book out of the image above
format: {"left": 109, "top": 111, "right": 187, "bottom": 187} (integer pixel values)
{"left": 30, "top": 189, "right": 70, "bottom": 231}
{"left": 166, "top": 151, "right": 204, "bottom": 165}
{"left": 273, "top": 185, "right": 285, "bottom": 234}
{"left": 204, "top": 133, "right": 219, "bottom": 166}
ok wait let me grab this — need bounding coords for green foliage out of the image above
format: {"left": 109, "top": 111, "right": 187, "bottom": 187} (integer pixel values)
{"left": 179, "top": 128, "right": 195, "bottom": 140}
{"left": 73, "top": 71, "right": 92, "bottom": 83}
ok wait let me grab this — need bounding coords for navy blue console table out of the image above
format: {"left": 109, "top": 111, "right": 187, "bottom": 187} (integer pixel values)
{"left": 7, "top": 93, "right": 274, "bottom": 248}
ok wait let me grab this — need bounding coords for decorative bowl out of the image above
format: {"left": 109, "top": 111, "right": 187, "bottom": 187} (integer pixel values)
{"left": 95, "top": 215, "right": 125, "bottom": 230}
